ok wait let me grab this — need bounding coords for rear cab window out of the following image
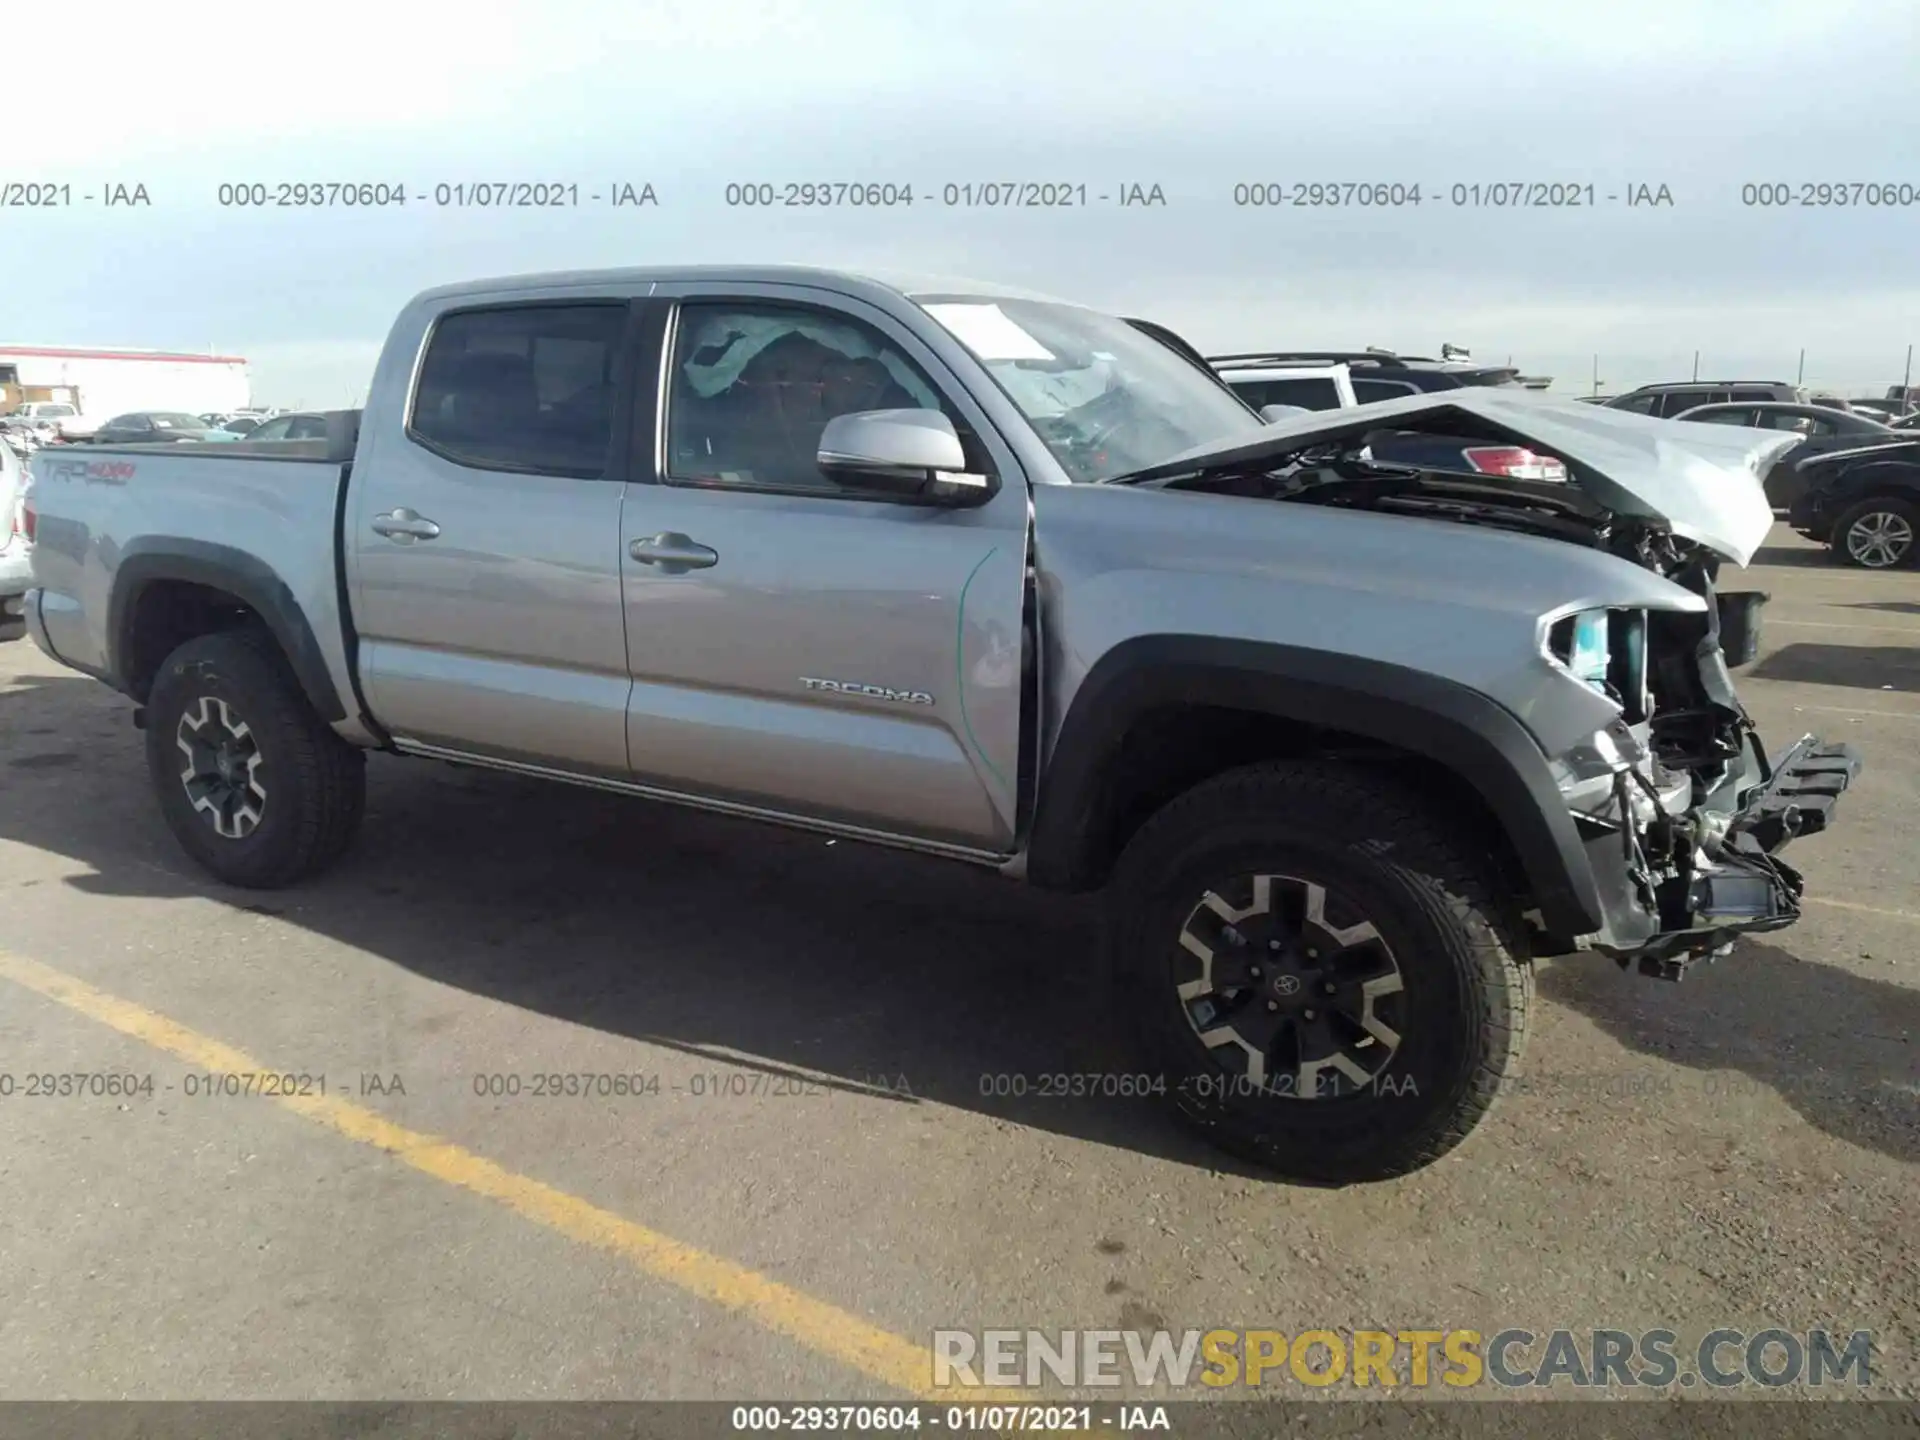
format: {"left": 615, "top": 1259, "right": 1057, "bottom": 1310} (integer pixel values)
{"left": 409, "top": 303, "right": 628, "bottom": 476}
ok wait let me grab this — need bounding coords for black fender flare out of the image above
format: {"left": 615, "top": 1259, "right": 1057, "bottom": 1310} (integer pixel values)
{"left": 1024, "top": 636, "right": 1605, "bottom": 937}
{"left": 107, "top": 538, "right": 347, "bottom": 721}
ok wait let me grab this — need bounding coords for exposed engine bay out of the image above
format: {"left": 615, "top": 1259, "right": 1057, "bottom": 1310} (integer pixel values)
{"left": 1146, "top": 431, "right": 1863, "bottom": 979}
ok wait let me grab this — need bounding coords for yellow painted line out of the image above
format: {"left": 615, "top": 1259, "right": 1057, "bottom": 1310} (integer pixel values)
{"left": 1804, "top": 895, "right": 1920, "bottom": 924}
{"left": 0, "top": 946, "right": 1016, "bottom": 1403}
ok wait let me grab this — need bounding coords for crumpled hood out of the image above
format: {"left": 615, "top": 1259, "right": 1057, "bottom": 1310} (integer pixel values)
{"left": 1112, "top": 389, "right": 1795, "bottom": 565}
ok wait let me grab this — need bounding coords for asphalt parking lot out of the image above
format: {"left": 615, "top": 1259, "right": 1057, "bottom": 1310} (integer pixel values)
{"left": 0, "top": 524, "right": 1915, "bottom": 1406}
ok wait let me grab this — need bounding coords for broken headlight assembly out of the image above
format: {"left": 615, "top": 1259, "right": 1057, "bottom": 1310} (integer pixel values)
{"left": 1535, "top": 602, "right": 1803, "bottom": 974}
{"left": 1541, "top": 606, "right": 1664, "bottom": 811}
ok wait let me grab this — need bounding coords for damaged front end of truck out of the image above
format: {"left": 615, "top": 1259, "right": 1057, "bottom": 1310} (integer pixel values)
{"left": 1107, "top": 390, "right": 1863, "bottom": 979}
{"left": 1537, "top": 565, "right": 1859, "bottom": 978}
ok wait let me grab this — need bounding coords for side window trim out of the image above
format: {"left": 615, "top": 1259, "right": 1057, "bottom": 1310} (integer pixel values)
{"left": 404, "top": 298, "right": 634, "bottom": 482}
{"left": 649, "top": 294, "right": 989, "bottom": 506}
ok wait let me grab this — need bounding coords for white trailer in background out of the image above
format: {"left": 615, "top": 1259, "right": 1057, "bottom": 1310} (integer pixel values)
{"left": 0, "top": 345, "right": 251, "bottom": 436}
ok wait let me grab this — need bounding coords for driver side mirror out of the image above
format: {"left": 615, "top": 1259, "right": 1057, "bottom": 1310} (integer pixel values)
{"left": 817, "top": 409, "right": 997, "bottom": 506}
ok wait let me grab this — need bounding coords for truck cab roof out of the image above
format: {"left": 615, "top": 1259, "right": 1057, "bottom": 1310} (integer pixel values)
{"left": 412, "top": 265, "right": 1078, "bottom": 309}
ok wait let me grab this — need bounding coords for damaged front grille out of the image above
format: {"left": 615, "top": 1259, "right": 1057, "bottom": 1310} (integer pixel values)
{"left": 1576, "top": 562, "right": 1861, "bottom": 978}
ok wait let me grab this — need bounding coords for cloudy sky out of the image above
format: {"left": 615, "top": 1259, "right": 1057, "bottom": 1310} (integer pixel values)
{"left": 11, "top": 0, "right": 1920, "bottom": 404}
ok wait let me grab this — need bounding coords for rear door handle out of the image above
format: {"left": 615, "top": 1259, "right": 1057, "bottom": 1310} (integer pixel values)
{"left": 370, "top": 507, "right": 441, "bottom": 543}
{"left": 629, "top": 532, "right": 718, "bottom": 572}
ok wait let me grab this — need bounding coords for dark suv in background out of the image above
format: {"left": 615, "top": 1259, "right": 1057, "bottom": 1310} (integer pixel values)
{"left": 1605, "top": 381, "right": 1806, "bottom": 418}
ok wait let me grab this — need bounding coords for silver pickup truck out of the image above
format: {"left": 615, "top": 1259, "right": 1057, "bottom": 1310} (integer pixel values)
{"left": 21, "top": 265, "right": 1860, "bottom": 1183}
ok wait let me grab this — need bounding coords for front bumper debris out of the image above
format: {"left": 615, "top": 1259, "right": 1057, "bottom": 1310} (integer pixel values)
{"left": 1588, "top": 734, "right": 1862, "bottom": 980}
{"left": 1725, "top": 734, "right": 1861, "bottom": 852}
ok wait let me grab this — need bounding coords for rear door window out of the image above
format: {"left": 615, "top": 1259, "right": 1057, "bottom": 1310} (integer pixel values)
{"left": 1760, "top": 410, "right": 1821, "bottom": 435}
{"left": 410, "top": 302, "right": 628, "bottom": 477}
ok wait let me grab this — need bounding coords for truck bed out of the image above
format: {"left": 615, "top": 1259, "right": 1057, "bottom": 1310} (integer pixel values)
{"left": 25, "top": 413, "right": 365, "bottom": 733}
{"left": 74, "top": 409, "right": 363, "bottom": 465}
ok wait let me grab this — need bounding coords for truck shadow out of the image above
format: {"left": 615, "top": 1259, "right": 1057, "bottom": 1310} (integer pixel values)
{"left": 0, "top": 670, "right": 1273, "bottom": 1179}
{"left": 6, "top": 670, "right": 1913, "bottom": 1175}
{"left": 1748, "top": 640, "right": 1920, "bottom": 693}
{"left": 1749, "top": 544, "right": 1833, "bottom": 570}
{"left": 1536, "top": 939, "right": 1919, "bottom": 1167}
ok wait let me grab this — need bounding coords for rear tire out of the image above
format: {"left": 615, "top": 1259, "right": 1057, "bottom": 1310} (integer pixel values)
{"left": 1107, "top": 760, "right": 1531, "bottom": 1184}
{"left": 1830, "top": 497, "right": 1918, "bottom": 569}
{"left": 145, "top": 629, "right": 366, "bottom": 888}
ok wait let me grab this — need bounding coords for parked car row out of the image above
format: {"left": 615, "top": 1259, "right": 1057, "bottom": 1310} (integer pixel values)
{"left": 1192, "top": 354, "right": 1920, "bottom": 570}
{"left": 5, "top": 408, "right": 323, "bottom": 451}
{"left": 1207, "top": 349, "right": 1570, "bottom": 480}
{"left": 197, "top": 407, "right": 296, "bottom": 435}
{"left": 2, "top": 404, "right": 303, "bottom": 457}
{"left": 1630, "top": 398, "right": 1919, "bottom": 568}
{"left": 1601, "top": 380, "right": 1918, "bottom": 423}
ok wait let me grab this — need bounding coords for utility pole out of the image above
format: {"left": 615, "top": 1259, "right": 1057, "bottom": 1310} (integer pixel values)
{"left": 1904, "top": 343, "right": 1913, "bottom": 398}
{"left": 1592, "top": 354, "right": 1600, "bottom": 396}
{"left": 1797, "top": 349, "right": 1805, "bottom": 386}
{"left": 1692, "top": 350, "right": 1700, "bottom": 381}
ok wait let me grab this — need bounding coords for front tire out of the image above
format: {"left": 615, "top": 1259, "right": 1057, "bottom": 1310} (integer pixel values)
{"left": 1108, "top": 761, "right": 1531, "bottom": 1184}
{"left": 1830, "top": 497, "right": 1918, "bottom": 569}
{"left": 145, "top": 629, "right": 366, "bottom": 888}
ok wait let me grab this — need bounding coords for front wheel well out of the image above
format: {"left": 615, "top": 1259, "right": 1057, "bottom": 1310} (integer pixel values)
{"left": 120, "top": 580, "right": 270, "bottom": 702}
{"left": 1041, "top": 704, "right": 1531, "bottom": 904}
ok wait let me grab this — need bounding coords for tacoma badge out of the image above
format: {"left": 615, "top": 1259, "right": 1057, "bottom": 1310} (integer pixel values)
{"left": 800, "top": 677, "right": 935, "bottom": 705}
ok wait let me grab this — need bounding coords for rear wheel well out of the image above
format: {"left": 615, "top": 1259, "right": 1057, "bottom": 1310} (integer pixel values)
{"left": 121, "top": 580, "right": 270, "bottom": 703}
{"left": 1054, "top": 704, "right": 1530, "bottom": 903}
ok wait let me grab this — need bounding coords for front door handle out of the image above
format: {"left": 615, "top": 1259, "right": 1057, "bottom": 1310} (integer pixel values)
{"left": 370, "top": 507, "right": 442, "bottom": 543}
{"left": 629, "top": 532, "right": 718, "bottom": 572}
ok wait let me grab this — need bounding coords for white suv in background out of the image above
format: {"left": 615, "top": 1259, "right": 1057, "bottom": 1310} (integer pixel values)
{"left": 1211, "top": 359, "right": 1359, "bottom": 411}
{"left": 3, "top": 400, "right": 90, "bottom": 440}
{"left": 0, "top": 442, "right": 33, "bottom": 641}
